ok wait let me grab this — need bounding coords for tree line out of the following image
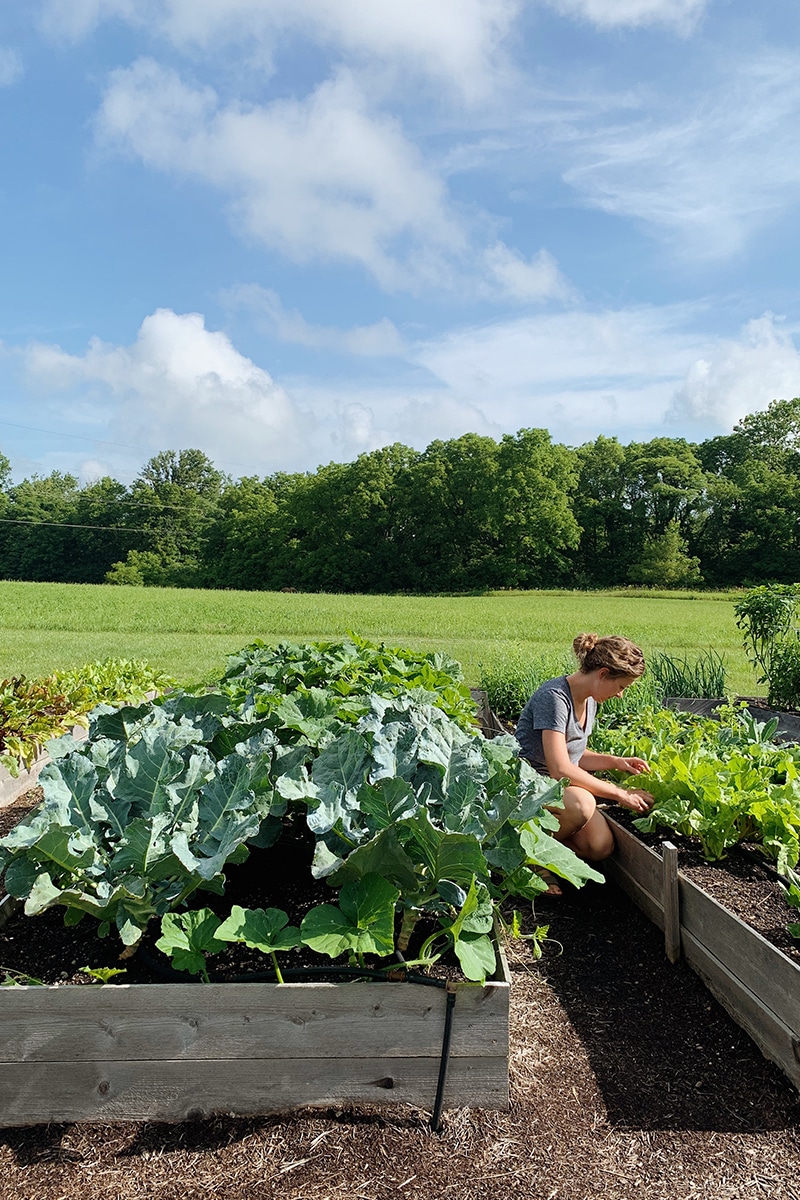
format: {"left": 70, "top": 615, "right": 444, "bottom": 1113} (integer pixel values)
{"left": 1, "top": 398, "right": 799, "bottom": 593}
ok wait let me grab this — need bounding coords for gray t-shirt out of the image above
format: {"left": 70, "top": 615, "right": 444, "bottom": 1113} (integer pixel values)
{"left": 515, "top": 676, "right": 597, "bottom": 775}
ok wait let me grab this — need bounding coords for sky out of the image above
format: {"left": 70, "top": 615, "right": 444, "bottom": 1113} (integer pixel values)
{"left": 1, "top": 0, "right": 800, "bottom": 486}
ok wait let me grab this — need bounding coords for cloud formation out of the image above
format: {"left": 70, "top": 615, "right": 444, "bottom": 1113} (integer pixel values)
{"left": 97, "top": 61, "right": 463, "bottom": 291}
{"left": 543, "top": 0, "right": 707, "bottom": 33}
{"left": 225, "top": 285, "right": 407, "bottom": 357}
{"left": 42, "top": 0, "right": 519, "bottom": 100}
{"left": 563, "top": 53, "right": 800, "bottom": 259}
{"left": 0, "top": 47, "right": 23, "bottom": 87}
{"left": 668, "top": 314, "right": 800, "bottom": 431}
{"left": 24, "top": 308, "right": 308, "bottom": 475}
{"left": 16, "top": 302, "right": 800, "bottom": 482}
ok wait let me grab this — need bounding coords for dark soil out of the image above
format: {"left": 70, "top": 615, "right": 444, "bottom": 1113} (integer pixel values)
{"left": 608, "top": 805, "right": 800, "bottom": 964}
{"left": 1, "top": 790, "right": 799, "bottom": 1199}
{"left": 0, "top": 802, "right": 456, "bottom": 986}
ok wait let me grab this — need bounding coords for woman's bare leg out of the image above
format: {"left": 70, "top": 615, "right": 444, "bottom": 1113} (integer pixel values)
{"left": 553, "top": 785, "right": 615, "bottom": 861}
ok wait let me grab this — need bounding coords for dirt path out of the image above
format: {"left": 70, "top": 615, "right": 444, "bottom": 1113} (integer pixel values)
{"left": 1, "top": 879, "right": 798, "bottom": 1200}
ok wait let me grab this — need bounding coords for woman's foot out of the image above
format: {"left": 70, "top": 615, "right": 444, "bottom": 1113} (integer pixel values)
{"left": 537, "top": 870, "right": 562, "bottom": 896}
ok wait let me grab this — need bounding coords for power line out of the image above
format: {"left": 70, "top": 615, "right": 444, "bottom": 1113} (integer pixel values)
{"left": 0, "top": 419, "right": 151, "bottom": 453}
{"left": 0, "top": 517, "right": 150, "bottom": 534}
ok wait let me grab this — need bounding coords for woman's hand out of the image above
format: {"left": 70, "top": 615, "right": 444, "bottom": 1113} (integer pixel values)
{"left": 615, "top": 787, "right": 655, "bottom": 813}
{"left": 616, "top": 756, "right": 650, "bottom": 776}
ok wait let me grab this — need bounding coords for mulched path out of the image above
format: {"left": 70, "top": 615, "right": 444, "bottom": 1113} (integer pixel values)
{"left": 1, "top": 791, "right": 799, "bottom": 1199}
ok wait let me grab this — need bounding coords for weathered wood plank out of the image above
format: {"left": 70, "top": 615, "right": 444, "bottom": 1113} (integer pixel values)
{"left": 604, "top": 816, "right": 800, "bottom": 1094}
{"left": 662, "top": 842, "right": 681, "bottom": 963}
{"left": 0, "top": 1055, "right": 510, "bottom": 1126}
{"left": 0, "top": 979, "right": 509, "bottom": 1063}
{"left": 602, "top": 858, "right": 665, "bottom": 931}
{"left": 605, "top": 815, "right": 664, "bottom": 921}
{"left": 679, "top": 876, "right": 800, "bottom": 1032}
{"left": 681, "top": 928, "right": 800, "bottom": 1093}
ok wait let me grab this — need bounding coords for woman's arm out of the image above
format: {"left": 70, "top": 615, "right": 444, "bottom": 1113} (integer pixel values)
{"left": 579, "top": 750, "right": 649, "bottom": 776}
{"left": 541, "top": 731, "right": 655, "bottom": 812}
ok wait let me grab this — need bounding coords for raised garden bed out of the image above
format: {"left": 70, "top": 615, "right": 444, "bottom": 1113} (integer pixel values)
{"left": 0, "top": 883, "right": 510, "bottom": 1128}
{"left": 603, "top": 813, "right": 800, "bottom": 1093}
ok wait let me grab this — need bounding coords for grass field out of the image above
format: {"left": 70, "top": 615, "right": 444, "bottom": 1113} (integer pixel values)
{"left": 0, "top": 580, "right": 759, "bottom": 696}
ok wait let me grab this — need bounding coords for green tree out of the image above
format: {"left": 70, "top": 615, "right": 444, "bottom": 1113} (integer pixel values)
{"left": 493, "top": 429, "right": 580, "bottom": 588}
{"left": 627, "top": 519, "right": 703, "bottom": 587}
{"left": 107, "top": 449, "right": 225, "bottom": 587}
{"left": 697, "top": 399, "right": 800, "bottom": 584}
{"left": 0, "top": 471, "right": 80, "bottom": 581}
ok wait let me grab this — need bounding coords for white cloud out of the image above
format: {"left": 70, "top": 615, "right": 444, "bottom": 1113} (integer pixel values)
{"left": 225, "top": 285, "right": 406, "bottom": 356}
{"left": 15, "top": 304, "right": 800, "bottom": 483}
{"left": 562, "top": 53, "right": 800, "bottom": 259}
{"left": 24, "top": 308, "right": 309, "bottom": 474}
{"left": 482, "top": 243, "right": 576, "bottom": 303}
{"left": 0, "top": 47, "right": 23, "bottom": 87}
{"left": 542, "top": 0, "right": 707, "bottom": 34}
{"left": 668, "top": 314, "right": 800, "bottom": 431}
{"left": 42, "top": 0, "right": 519, "bottom": 100}
{"left": 410, "top": 306, "right": 800, "bottom": 447}
{"left": 286, "top": 381, "right": 503, "bottom": 461}
{"left": 97, "top": 60, "right": 462, "bottom": 290}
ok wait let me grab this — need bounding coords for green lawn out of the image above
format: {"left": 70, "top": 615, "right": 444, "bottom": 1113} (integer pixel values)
{"left": 0, "top": 580, "right": 758, "bottom": 695}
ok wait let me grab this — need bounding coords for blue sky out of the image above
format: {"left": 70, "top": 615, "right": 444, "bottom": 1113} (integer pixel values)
{"left": 1, "top": 0, "right": 800, "bottom": 485}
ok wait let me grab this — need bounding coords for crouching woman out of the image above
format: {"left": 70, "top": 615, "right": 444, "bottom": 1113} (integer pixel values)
{"left": 516, "top": 633, "right": 655, "bottom": 862}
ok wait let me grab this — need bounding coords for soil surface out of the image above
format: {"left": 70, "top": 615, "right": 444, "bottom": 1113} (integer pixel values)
{"left": 1, "top": 791, "right": 799, "bottom": 1198}
{"left": 607, "top": 806, "right": 800, "bottom": 964}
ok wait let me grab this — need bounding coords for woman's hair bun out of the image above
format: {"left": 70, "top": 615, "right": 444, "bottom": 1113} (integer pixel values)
{"left": 573, "top": 632, "right": 645, "bottom": 678}
{"left": 573, "top": 632, "right": 598, "bottom": 661}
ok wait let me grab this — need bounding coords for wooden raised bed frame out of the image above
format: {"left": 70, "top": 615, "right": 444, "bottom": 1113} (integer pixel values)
{"left": 0, "top": 895, "right": 510, "bottom": 1128}
{"left": 604, "top": 814, "right": 800, "bottom": 1093}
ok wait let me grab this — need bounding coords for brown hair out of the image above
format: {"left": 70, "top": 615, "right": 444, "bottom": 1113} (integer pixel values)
{"left": 572, "top": 633, "right": 645, "bottom": 679}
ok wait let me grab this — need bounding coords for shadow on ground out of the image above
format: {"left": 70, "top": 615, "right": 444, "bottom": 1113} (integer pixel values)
{"left": 530, "top": 877, "right": 800, "bottom": 1133}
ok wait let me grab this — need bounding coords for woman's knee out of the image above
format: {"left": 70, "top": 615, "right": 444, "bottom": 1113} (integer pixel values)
{"left": 568, "top": 811, "right": 615, "bottom": 861}
{"left": 562, "top": 786, "right": 597, "bottom": 828}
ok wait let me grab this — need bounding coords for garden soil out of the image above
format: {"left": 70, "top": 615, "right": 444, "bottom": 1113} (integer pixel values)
{"left": 1, "top": 796, "right": 799, "bottom": 1198}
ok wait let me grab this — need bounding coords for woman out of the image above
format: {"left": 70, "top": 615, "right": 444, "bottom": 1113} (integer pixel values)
{"left": 515, "top": 633, "right": 655, "bottom": 863}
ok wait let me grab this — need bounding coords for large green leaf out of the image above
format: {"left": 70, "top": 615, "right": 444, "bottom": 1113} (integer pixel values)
{"left": 519, "top": 824, "right": 604, "bottom": 886}
{"left": 300, "top": 874, "right": 398, "bottom": 958}
{"left": 156, "top": 909, "right": 226, "bottom": 976}
{"left": 215, "top": 905, "right": 300, "bottom": 953}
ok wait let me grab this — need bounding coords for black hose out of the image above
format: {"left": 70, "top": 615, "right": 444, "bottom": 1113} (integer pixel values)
{"left": 136, "top": 945, "right": 448, "bottom": 987}
{"left": 430, "top": 989, "right": 457, "bottom": 1134}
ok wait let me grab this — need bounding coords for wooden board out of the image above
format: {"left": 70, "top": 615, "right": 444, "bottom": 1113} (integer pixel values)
{"left": 681, "top": 928, "right": 800, "bottom": 1094}
{"left": 603, "top": 815, "right": 800, "bottom": 1095}
{"left": 0, "top": 979, "right": 509, "bottom": 1063}
{"left": 0, "top": 1054, "right": 509, "bottom": 1127}
{"left": 0, "top": 936, "right": 510, "bottom": 1125}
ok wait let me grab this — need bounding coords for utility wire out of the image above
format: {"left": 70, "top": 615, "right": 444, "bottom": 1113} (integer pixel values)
{"left": 0, "top": 418, "right": 152, "bottom": 453}
{"left": 0, "top": 517, "right": 151, "bottom": 534}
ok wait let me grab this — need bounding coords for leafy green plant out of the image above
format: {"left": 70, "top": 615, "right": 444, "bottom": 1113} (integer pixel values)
{"left": 0, "top": 637, "right": 604, "bottom": 982}
{"left": 0, "top": 658, "right": 175, "bottom": 776}
{"left": 734, "top": 584, "right": 800, "bottom": 708}
{"left": 0, "top": 967, "right": 44, "bottom": 986}
{"left": 593, "top": 705, "right": 800, "bottom": 874}
{"left": 215, "top": 905, "right": 301, "bottom": 983}
{"left": 156, "top": 909, "right": 228, "bottom": 983}
{"left": 0, "top": 675, "right": 79, "bottom": 774}
{"left": 79, "top": 965, "right": 127, "bottom": 983}
{"left": 222, "top": 634, "right": 477, "bottom": 731}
